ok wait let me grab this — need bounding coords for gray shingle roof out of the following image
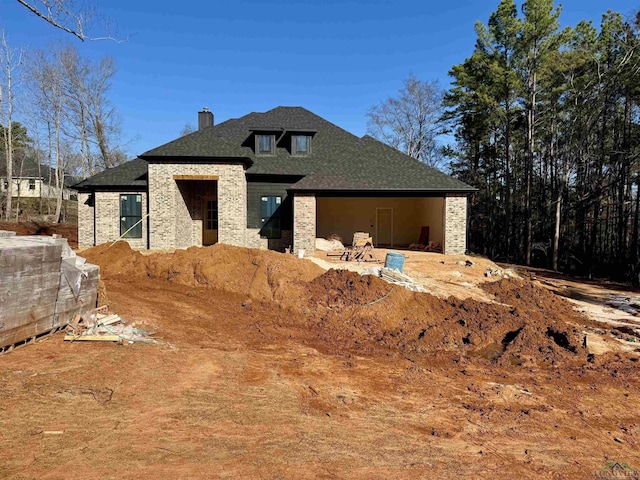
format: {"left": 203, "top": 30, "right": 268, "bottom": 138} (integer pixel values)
{"left": 0, "top": 155, "right": 54, "bottom": 180}
{"left": 72, "top": 158, "right": 148, "bottom": 190}
{"left": 139, "top": 106, "right": 474, "bottom": 193}
{"left": 0, "top": 155, "right": 79, "bottom": 188}
{"left": 78, "top": 107, "right": 474, "bottom": 193}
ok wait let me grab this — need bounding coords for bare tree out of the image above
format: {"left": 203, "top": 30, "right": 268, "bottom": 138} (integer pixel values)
{"left": 28, "top": 48, "right": 66, "bottom": 222}
{"left": 366, "top": 74, "right": 447, "bottom": 167}
{"left": 0, "top": 31, "right": 23, "bottom": 221}
{"left": 16, "top": 0, "right": 124, "bottom": 42}
{"left": 58, "top": 46, "right": 122, "bottom": 174}
{"left": 180, "top": 123, "right": 196, "bottom": 136}
{"left": 28, "top": 45, "right": 123, "bottom": 179}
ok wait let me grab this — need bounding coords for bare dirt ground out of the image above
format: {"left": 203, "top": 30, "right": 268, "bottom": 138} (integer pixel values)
{"left": 1, "top": 239, "right": 640, "bottom": 479}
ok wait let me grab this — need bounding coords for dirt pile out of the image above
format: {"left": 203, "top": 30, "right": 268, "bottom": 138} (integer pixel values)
{"left": 85, "top": 242, "right": 588, "bottom": 366}
{"left": 292, "top": 271, "right": 588, "bottom": 366}
{"left": 83, "top": 241, "right": 324, "bottom": 305}
{"left": 0, "top": 221, "right": 78, "bottom": 248}
{"left": 307, "top": 269, "right": 393, "bottom": 308}
{"left": 82, "top": 241, "right": 146, "bottom": 278}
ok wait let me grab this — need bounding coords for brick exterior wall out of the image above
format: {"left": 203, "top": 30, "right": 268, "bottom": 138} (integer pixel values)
{"left": 94, "top": 191, "right": 148, "bottom": 249}
{"left": 293, "top": 193, "right": 316, "bottom": 256}
{"left": 77, "top": 192, "right": 95, "bottom": 248}
{"left": 443, "top": 194, "right": 468, "bottom": 255}
{"left": 147, "top": 163, "right": 246, "bottom": 250}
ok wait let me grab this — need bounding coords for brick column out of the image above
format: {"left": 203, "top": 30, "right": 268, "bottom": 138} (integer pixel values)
{"left": 443, "top": 194, "right": 467, "bottom": 255}
{"left": 293, "top": 193, "right": 316, "bottom": 256}
{"left": 77, "top": 192, "right": 95, "bottom": 247}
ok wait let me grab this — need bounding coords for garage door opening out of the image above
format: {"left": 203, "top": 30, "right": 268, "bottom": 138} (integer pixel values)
{"left": 316, "top": 196, "right": 444, "bottom": 247}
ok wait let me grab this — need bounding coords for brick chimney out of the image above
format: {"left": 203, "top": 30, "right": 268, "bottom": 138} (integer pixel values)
{"left": 198, "top": 107, "right": 214, "bottom": 130}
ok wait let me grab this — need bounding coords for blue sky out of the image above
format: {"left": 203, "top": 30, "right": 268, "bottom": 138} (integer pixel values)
{"left": 1, "top": 0, "right": 638, "bottom": 156}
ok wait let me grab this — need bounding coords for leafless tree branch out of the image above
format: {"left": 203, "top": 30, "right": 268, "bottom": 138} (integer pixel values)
{"left": 16, "top": 0, "right": 128, "bottom": 42}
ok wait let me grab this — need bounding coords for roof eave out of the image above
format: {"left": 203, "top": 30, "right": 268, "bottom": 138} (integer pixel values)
{"left": 72, "top": 183, "right": 148, "bottom": 192}
{"left": 287, "top": 186, "right": 478, "bottom": 194}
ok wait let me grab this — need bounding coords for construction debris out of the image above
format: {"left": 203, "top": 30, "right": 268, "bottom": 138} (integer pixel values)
{"left": 315, "top": 237, "right": 345, "bottom": 252}
{"left": 362, "top": 266, "right": 426, "bottom": 293}
{"left": 338, "top": 233, "right": 377, "bottom": 262}
{"left": 64, "top": 307, "right": 156, "bottom": 344}
{"left": 457, "top": 260, "right": 474, "bottom": 267}
{"left": 485, "top": 267, "right": 503, "bottom": 277}
{"left": 64, "top": 335, "right": 122, "bottom": 342}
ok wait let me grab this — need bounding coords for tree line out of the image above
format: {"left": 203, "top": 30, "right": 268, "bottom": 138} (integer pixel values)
{"left": 0, "top": 35, "right": 124, "bottom": 222}
{"left": 368, "top": 0, "right": 640, "bottom": 283}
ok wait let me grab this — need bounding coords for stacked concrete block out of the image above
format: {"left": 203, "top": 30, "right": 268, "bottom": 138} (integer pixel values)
{"left": 0, "top": 233, "right": 99, "bottom": 349}
{"left": 55, "top": 256, "right": 99, "bottom": 326}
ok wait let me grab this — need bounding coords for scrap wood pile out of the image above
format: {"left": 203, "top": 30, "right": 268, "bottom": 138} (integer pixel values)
{"left": 325, "top": 232, "right": 379, "bottom": 263}
{"left": 64, "top": 306, "right": 156, "bottom": 344}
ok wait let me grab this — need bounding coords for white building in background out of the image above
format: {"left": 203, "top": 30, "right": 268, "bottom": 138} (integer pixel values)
{"left": 0, "top": 158, "right": 76, "bottom": 201}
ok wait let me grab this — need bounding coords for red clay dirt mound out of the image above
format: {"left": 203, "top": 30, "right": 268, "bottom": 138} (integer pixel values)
{"left": 82, "top": 241, "right": 145, "bottom": 277}
{"left": 307, "top": 269, "right": 393, "bottom": 308}
{"left": 85, "top": 242, "right": 588, "bottom": 367}
{"left": 0, "top": 221, "right": 78, "bottom": 248}
{"left": 144, "top": 244, "right": 324, "bottom": 304}
{"left": 287, "top": 270, "right": 588, "bottom": 366}
{"left": 83, "top": 241, "right": 324, "bottom": 305}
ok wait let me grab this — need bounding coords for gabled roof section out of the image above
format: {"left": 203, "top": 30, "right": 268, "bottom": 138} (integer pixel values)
{"left": 72, "top": 158, "right": 148, "bottom": 190}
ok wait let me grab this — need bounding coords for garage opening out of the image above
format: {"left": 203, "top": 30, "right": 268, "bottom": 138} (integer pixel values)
{"left": 316, "top": 196, "right": 444, "bottom": 247}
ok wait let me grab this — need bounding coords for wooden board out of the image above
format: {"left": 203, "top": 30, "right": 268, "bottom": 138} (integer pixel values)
{"left": 64, "top": 335, "right": 121, "bottom": 342}
{"left": 173, "top": 175, "right": 219, "bottom": 181}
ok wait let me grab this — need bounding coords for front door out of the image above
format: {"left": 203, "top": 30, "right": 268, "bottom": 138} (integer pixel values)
{"left": 203, "top": 197, "right": 218, "bottom": 246}
{"left": 376, "top": 207, "right": 393, "bottom": 247}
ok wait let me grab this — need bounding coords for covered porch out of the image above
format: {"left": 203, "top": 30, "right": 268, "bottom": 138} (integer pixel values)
{"left": 292, "top": 192, "right": 468, "bottom": 256}
{"left": 174, "top": 176, "right": 219, "bottom": 247}
{"left": 315, "top": 196, "right": 444, "bottom": 248}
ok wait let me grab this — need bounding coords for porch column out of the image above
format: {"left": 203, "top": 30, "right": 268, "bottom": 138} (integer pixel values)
{"left": 443, "top": 194, "right": 468, "bottom": 255}
{"left": 293, "top": 193, "right": 316, "bottom": 256}
{"left": 77, "top": 192, "right": 95, "bottom": 247}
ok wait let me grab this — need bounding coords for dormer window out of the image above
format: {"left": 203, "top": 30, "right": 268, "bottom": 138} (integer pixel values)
{"left": 257, "top": 134, "right": 275, "bottom": 155}
{"left": 293, "top": 135, "right": 310, "bottom": 155}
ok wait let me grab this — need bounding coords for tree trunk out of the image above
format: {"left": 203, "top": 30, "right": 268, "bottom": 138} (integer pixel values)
{"left": 524, "top": 72, "right": 536, "bottom": 265}
{"left": 2, "top": 120, "right": 11, "bottom": 221}
{"left": 53, "top": 117, "right": 62, "bottom": 224}
{"left": 632, "top": 180, "right": 640, "bottom": 286}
